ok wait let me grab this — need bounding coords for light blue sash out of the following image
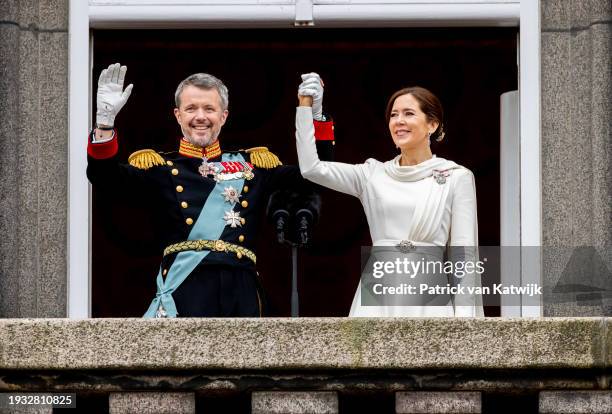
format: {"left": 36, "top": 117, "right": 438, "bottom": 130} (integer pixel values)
{"left": 143, "top": 153, "right": 246, "bottom": 318}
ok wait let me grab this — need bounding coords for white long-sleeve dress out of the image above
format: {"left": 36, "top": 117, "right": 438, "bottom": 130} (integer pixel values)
{"left": 296, "top": 107, "right": 484, "bottom": 317}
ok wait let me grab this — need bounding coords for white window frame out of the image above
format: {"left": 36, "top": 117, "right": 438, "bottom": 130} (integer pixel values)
{"left": 68, "top": 0, "right": 541, "bottom": 318}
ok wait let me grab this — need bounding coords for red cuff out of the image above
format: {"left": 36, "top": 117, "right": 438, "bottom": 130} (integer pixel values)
{"left": 87, "top": 129, "right": 118, "bottom": 159}
{"left": 314, "top": 120, "right": 335, "bottom": 141}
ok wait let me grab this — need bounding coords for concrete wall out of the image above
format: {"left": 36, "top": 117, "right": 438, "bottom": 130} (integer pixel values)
{"left": 541, "top": 0, "right": 612, "bottom": 316}
{"left": 0, "top": 0, "right": 68, "bottom": 317}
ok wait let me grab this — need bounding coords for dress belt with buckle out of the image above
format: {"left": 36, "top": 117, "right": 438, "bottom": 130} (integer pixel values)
{"left": 163, "top": 239, "right": 256, "bottom": 264}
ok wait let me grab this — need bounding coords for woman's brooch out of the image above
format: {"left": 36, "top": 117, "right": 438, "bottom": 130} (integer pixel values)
{"left": 396, "top": 240, "right": 416, "bottom": 253}
{"left": 432, "top": 169, "right": 450, "bottom": 185}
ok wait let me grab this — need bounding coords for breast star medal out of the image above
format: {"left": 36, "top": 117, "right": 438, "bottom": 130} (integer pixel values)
{"left": 224, "top": 210, "right": 242, "bottom": 228}
{"left": 222, "top": 186, "right": 240, "bottom": 203}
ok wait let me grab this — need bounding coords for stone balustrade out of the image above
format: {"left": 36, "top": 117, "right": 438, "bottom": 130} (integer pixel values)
{"left": 0, "top": 318, "right": 609, "bottom": 413}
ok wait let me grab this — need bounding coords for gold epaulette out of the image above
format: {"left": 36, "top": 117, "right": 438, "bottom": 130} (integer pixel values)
{"left": 244, "top": 147, "right": 282, "bottom": 169}
{"left": 128, "top": 149, "right": 165, "bottom": 170}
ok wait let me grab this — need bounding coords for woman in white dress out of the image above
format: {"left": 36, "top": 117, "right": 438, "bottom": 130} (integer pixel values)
{"left": 296, "top": 74, "right": 483, "bottom": 317}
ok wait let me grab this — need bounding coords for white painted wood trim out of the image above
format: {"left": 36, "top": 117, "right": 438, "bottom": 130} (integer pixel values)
{"left": 519, "top": 0, "right": 542, "bottom": 316}
{"left": 89, "top": 1, "right": 520, "bottom": 28}
{"left": 68, "top": 0, "right": 91, "bottom": 318}
{"left": 312, "top": 3, "right": 519, "bottom": 27}
{"left": 500, "top": 91, "right": 521, "bottom": 317}
{"left": 500, "top": 90, "right": 520, "bottom": 248}
{"left": 89, "top": 5, "right": 296, "bottom": 28}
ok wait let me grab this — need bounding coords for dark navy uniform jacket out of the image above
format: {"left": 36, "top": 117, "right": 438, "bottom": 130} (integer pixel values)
{"left": 86, "top": 120, "right": 334, "bottom": 317}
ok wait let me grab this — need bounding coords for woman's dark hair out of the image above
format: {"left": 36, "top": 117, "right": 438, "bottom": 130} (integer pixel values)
{"left": 385, "top": 86, "right": 446, "bottom": 142}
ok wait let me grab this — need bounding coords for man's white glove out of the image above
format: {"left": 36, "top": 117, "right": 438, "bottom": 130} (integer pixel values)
{"left": 298, "top": 72, "right": 324, "bottom": 121}
{"left": 96, "top": 63, "right": 133, "bottom": 127}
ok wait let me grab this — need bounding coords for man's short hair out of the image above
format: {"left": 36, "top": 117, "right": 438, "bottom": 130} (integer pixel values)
{"left": 175, "top": 73, "right": 229, "bottom": 111}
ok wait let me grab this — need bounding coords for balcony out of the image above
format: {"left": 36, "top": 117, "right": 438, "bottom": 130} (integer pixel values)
{"left": 0, "top": 318, "right": 609, "bottom": 413}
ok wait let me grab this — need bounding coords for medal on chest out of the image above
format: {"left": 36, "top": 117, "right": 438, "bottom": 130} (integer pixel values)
{"left": 199, "top": 157, "right": 255, "bottom": 182}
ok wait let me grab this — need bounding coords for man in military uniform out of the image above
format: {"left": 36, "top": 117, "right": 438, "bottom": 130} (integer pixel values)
{"left": 87, "top": 63, "right": 333, "bottom": 318}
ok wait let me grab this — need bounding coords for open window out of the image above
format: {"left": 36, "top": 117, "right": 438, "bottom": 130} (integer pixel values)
{"left": 68, "top": 1, "right": 541, "bottom": 318}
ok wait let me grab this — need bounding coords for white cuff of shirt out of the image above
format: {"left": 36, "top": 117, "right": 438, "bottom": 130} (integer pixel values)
{"left": 92, "top": 129, "right": 115, "bottom": 144}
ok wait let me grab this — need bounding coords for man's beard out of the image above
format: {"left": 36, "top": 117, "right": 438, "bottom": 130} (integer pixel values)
{"left": 182, "top": 125, "right": 217, "bottom": 148}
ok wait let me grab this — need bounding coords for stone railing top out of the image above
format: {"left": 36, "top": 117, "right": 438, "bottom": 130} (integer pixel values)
{"left": 0, "top": 318, "right": 608, "bottom": 370}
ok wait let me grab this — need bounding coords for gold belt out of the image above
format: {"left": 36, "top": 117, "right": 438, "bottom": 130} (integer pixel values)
{"left": 163, "top": 239, "right": 256, "bottom": 264}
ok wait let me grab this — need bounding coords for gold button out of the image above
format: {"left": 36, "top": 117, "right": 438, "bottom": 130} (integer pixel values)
{"left": 241, "top": 200, "right": 248, "bottom": 208}
{"left": 171, "top": 168, "right": 179, "bottom": 176}
{"left": 236, "top": 252, "right": 243, "bottom": 259}
{"left": 166, "top": 161, "right": 173, "bottom": 166}
{"left": 186, "top": 218, "right": 193, "bottom": 225}
{"left": 176, "top": 185, "right": 184, "bottom": 193}
{"left": 181, "top": 201, "right": 188, "bottom": 209}
{"left": 243, "top": 185, "right": 249, "bottom": 193}
{"left": 240, "top": 218, "right": 246, "bottom": 225}
{"left": 162, "top": 269, "right": 168, "bottom": 276}
{"left": 238, "top": 235, "right": 245, "bottom": 242}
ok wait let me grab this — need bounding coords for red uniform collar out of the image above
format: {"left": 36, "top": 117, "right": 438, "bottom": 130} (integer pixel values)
{"left": 179, "top": 138, "right": 222, "bottom": 159}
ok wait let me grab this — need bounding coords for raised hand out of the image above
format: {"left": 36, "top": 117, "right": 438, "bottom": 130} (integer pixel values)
{"left": 96, "top": 63, "right": 133, "bottom": 127}
{"left": 298, "top": 72, "right": 324, "bottom": 120}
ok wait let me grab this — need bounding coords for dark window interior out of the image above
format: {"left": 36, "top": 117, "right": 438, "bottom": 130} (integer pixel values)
{"left": 92, "top": 28, "right": 517, "bottom": 317}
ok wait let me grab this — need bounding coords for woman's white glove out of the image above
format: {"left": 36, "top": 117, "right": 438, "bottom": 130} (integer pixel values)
{"left": 96, "top": 63, "right": 133, "bottom": 127}
{"left": 298, "top": 72, "right": 324, "bottom": 120}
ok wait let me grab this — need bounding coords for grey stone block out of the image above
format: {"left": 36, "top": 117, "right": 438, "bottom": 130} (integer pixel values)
{"left": 252, "top": 391, "right": 338, "bottom": 414}
{"left": 396, "top": 392, "right": 481, "bottom": 414}
{"left": 571, "top": 0, "right": 612, "bottom": 29}
{"left": 2, "top": 405, "right": 52, "bottom": 414}
{"left": 541, "top": 31, "right": 572, "bottom": 248}
{"left": 589, "top": 24, "right": 612, "bottom": 249}
{"left": 15, "top": 29, "right": 40, "bottom": 318}
{"left": 0, "top": 319, "right": 607, "bottom": 370}
{"left": 0, "top": 24, "right": 20, "bottom": 317}
{"left": 540, "top": 30, "right": 576, "bottom": 316}
{"left": 38, "top": 0, "right": 69, "bottom": 31}
{"left": 569, "top": 0, "right": 597, "bottom": 29}
{"left": 16, "top": 0, "right": 39, "bottom": 29}
{"left": 37, "top": 31, "right": 68, "bottom": 317}
{"left": 539, "top": 391, "right": 612, "bottom": 413}
{"left": 109, "top": 392, "right": 195, "bottom": 414}
{"left": 0, "top": 19, "right": 68, "bottom": 318}
{"left": 0, "top": 0, "right": 19, "bottom": 23}
{"left": 540, "top": 0, "right": 612, "bottom": 317}
{"left": 592, "top": 0, "right": 612, "bottom": 19}
{"left": 541, "top": 0, "right": 570, "bottom": 30}
{"left": 540, "top": 0, "right": 610, "bottom": 30}
{"left": 1, "top": 0, "right": 68, "bottom": 30}
{"left": 540, "top": 0, "right": 609, "bottom": 31}
{"left": 568, "top": 29, "right": 595, "bottom": 247}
